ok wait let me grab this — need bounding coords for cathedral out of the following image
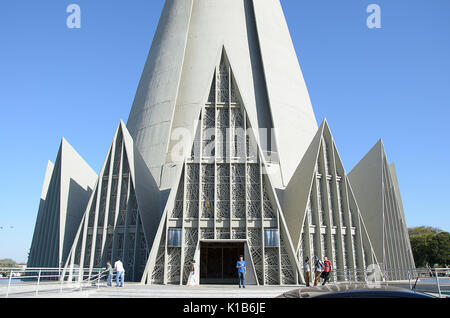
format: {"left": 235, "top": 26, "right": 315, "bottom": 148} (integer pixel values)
{"left": 28, "top": 0, "right": 415, "bottom": 285}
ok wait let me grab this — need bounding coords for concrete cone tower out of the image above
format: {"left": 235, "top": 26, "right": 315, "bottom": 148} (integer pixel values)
{"left": 126, "top": 0, "right": 318, "bottom": 190}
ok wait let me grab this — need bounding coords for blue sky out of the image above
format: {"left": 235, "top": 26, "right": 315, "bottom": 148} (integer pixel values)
{"left": 0, "top": 0, "right": 448, "bottom": 262}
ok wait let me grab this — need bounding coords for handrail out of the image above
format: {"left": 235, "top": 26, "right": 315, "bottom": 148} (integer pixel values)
{"left": 2, "top": 266, "right": 448, "bottom": 298}
{"left": 0, "top": 267, "right": 63, "bottom": 270}
{"left": 1, "top": 267, "right": 107, "bottom": 297}
{"left": 308, "top": 267, "right": 449, "bottom": 298}
{"left": 79, "top": 269, "right": 110, "bottom": 288}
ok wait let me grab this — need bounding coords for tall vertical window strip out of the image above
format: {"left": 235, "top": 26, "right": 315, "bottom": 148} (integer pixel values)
{"left": 168, "top": 228, "right": 182, "bottom": 247}
{"left": 327, "top": 181, "right": 335, "bottom": 227}
{"left": 309, "top": 234, "right": 315, "bottom": 257}
{"left": 264, "top": 229, "right": 279, "bottom": 247}
{"left": 337, "top": 181, "right": 345, "bottom": 227}
{"left": 321, "top": 234, "right": 327, "bottom": 258}
{"left": 307, "top": 199, "right": 312, "bottom": 225}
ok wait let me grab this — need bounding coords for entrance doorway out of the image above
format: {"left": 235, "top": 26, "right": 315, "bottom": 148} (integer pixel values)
{"left": 200, "top": 242, "right": 244, "bottom": 284}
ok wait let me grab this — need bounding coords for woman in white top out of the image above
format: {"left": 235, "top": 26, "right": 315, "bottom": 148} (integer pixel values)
{"left": 114, "top": 260, "right": 125, "bottom": 287}
{"left": 304, "top": 257, "right": 311, "bottom": 287}
{"left": 187, "top": 260, "right": 199, "bottom": 286}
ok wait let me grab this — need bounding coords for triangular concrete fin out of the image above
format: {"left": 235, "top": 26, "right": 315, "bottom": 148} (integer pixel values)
{"left": 389, "top": 162, "right": 408, "bottom": 230}
{"left": 296, "top": 217, "right": 311, "bottom": 271}
{"left": 283, "top": 119, "right": 381, "bottom": 280}
{"left": 389, "top": 163, "right": 405, "bottom": 219}
{"left": 389, "top": 163, "right": 408, "bottom": 238}
{"left": 40, "top": 161, "right": 54, "bottom": 200}
{"left": 28, "top": 160, "right": 55, "bottom": 267}
{"left": 61, "top": 123, "right": 121, "bottom": 272}
{"left": 59, "top": 138, "right": 97, "bottom": 265}
{"left": 389, "top": 163, "right": 416, "bottom": 269}
{"left": 61, "top": 179, "right": 99, "bottom": 272}
{"left": 28, "top": 151, "right": 61, "bottom": 267}
{"left": 29, "top": 138, "right": 96, "bottom": 268}
{"left": 349, "top": 140, "right": 415, "bottom": 276}
{"left": 349, "top": 139, "right": 384, "bottom": 181}
{"left": 348, "top": 140, "right": 385, "bottom": 262}
{"left": 62, "top": 121, "right": 161, "bottom": 281}
{"left": 325, "top": 121, "right": 380, "bottom": 268}
{"left": 120, "top": 120, "right": 161, "bottom": 252}
{"left": 283, "top": 120, "right": 325, "bottom": 250}
{"left": 345, "top": 180, "right": 380, "bottom": 268}
{"left": 141, "top": 164, "right": 184, "bottom": 284}
{"left": 260, "top": 163, "right": 304, "bottom": 284}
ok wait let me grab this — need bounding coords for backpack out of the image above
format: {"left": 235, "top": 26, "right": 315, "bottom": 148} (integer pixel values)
{"left": 315, "top": 260, "right": 323, "bottom": 271}
{"left": 324, "top": 260, "right": 332, "bottom": 272}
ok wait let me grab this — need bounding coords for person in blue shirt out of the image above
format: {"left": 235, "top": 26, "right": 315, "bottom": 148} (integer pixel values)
{"left": 236, "top": 255, "right": 246, "bottom": 288}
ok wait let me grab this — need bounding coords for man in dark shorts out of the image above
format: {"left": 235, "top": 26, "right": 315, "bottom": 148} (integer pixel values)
{"left": 322, "top": 257, "right": 332, "bottom": 285}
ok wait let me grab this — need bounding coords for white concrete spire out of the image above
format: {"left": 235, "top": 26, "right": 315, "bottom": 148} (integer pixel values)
{"left": 127, "top": 0, "right": 318, "bottom": 189}
{"left": 28, "top": 139, "right": 97, "bottom": 268}
{"left": 348, "top": 141, "right": 416, "bottom": 277}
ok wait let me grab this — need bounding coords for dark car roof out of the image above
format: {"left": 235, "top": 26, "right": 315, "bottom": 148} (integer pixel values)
{"left": 278, "top": 283, "right": 435, "bottom": 299}
{"left": 312, "top": 289, "right": 434, "bottom": 298}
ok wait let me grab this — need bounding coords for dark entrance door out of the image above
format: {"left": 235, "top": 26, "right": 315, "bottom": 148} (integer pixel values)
{"left": 200, "top": 242, "right": 245, "bottom": 284}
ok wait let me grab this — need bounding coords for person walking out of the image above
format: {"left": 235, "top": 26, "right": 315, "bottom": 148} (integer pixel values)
{"left": 187, "top": 260, "right": 198, "bottom": 286}
{"left": 321, "top": 257, "right": 332, "bottom": 286}
{"left": 426, "top": 263, "right": 433, "bottom": 278}
{"left": 304, "top": 257, "right": 311, "bottom": 287}
{"left": 106, "top": 261, "right": 113, "bottom": 287}
{"left": 313, "top": 256, "right": 323, "bottom": 286}
{"left": 114, "top": 259, "right": 125, "bottom": 287}
{"left": 236, "top": 255, "right": 246, "bottom": 288}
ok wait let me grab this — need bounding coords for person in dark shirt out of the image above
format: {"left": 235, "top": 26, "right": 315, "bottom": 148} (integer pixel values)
{"left": 106, "top": 261, "right": 113, "bottom": 287}
{"left": 236, "top": 255, "right": 247, "bottom": 288}
{"left": 313, "top": 256, "right": 323, "bottom": 286}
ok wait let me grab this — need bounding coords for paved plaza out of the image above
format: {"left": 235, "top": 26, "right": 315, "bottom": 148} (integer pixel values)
{"left": 2, "top": 278, "right": 448, "bottom": 298}
{"left": 1, "top": 282, "right": 296, "bottom": 298}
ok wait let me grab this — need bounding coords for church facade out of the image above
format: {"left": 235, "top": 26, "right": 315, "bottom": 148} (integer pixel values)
{"left": 29, "top": 0, "right": 415, "bottom": 285}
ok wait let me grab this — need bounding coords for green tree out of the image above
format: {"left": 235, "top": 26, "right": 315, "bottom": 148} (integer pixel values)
{"left": 0, "top": 258, "right": 17, "bottom": 267}
{"left": 408, "top": 227, "right": 450, "bottom": 267}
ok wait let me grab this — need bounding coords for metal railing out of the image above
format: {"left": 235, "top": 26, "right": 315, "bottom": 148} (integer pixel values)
{"left": 2, "top": 266, "right": 448, "bottom": 298}
{"left": 311, "top": 267, "right": 450, "bottom": 298}
{"left": 0, "top": 267, "right": 109, "bottom": 298}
